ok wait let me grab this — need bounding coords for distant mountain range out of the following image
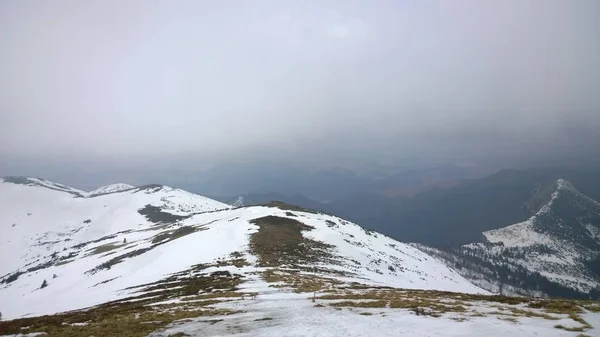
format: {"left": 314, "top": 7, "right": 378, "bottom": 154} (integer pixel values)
{"left": 183, "top": 163, "right": 375, "bottom": 203}
{"left": 199, "top": 163, "right": 489, "bottom": 202}
{"left": 328, "top": 167, "right": 600, "bottom": 246}
{"left": 357, "top": 164, "right": 486, "bottom": 198}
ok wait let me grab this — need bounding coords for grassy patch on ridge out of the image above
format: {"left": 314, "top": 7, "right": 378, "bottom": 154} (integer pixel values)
{"left": 248, "top": 215, "right": 337, "bottom": 268}
{"left": 0, "top": 260, "right": 250, "bottom": 337}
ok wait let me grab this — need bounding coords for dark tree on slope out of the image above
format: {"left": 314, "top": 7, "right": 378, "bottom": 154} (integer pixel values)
{"left": 40, "top": 279, "right": 48, "bottom": 289}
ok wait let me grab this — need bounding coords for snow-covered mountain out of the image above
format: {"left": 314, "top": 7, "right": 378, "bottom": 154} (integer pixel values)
{"left": 0, "top": 177, "right": 483, "bottom": 320}
{"left": 0, "top": 178, "right": 229, "bottom": 279}
{"left": 2, "top": 177, "right": 599, "bottom": 337}
{"left": 87, "top": 183, "right": 135, "bottom": 197}
{"left": 3, "top": 177, "right": 136, "bottom": 198}
{"left": 1, "top": 176, "right": 88, "bottom": 196}
{"left": 417, "top": 179, "right": 600, "bottom": 299}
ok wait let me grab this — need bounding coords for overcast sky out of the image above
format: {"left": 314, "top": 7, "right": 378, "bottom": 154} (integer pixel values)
{"left": 1, "top": 0, "right": 599, "bottom": 173}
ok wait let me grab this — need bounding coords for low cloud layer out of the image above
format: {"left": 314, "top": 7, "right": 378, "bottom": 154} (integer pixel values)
{"left": 1, "top": 0, "right": 599, "bottom": 172}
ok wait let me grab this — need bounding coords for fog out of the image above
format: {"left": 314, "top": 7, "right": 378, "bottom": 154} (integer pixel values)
{"left": 1, "top": 0, "right": 599, "bottom": 178}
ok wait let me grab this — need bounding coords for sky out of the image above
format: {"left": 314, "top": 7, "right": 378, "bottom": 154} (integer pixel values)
{"left": 1, "top": 0, "right": 599, "bottom": 177}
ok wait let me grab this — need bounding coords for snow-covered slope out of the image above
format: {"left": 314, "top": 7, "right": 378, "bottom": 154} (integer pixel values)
{"left": 418, "top": 179, "right": 600, "bottom": 298}
{"left": 1, "top": 177, "right": 87, "bottom": 196}
{"left": 0, "top": 178, "right": 482, "bottom": 320}
{"left": 87, "top": 183, "right": 135, "bottom": 197}
{"left": 0, "top": 178, "right": 229, "bottom": 277}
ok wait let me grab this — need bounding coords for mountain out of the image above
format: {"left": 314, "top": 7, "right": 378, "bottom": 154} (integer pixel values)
{"left": 180, "top": 163, "right": 374, "bottom": 202}
{"left": 87, "top": 183, "right": 135, "bottom": 197}
{"left": 1, "top": 176, "right": 88, "bottom": 197}
{"left": 416, "top": 179, "right": 600, "bottom": 299}
{"left": 0, "top": 177, "right": 482, "bottom": 320}
{"left": 2, "top": 177, "right": 599, "bottom": 337}
{"left": 331, "top": 168, "right": 600, "bottom": 246}
{"left": 0, "top": 177, "right": 228, "bottom": 277}
{"left": 2, "top": 176, "right": 137, "bottom": 198}
{"left": 361, "top": 164, "right": 485, "bottom": 198}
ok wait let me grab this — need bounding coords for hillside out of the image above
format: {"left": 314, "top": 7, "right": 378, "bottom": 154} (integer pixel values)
{"left": 1, "top": 178, "right": 599, "bottom": 337}
{"left": 0, "top": 177, "right": 481, "bottom": 319}
{"left": 417, "top": 179, "right": 600, "bottom": 299}
{"left": 88, "top": 183, "right": 135, "bottom": 197}
{"left": 0, "top": 178, "right": 229, "bottom": 277}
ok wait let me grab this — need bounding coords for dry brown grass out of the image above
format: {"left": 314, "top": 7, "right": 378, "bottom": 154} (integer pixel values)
{"left": 248, "top": 215, "right": 336, "bottom": 267}
{"left": 0, "top": 267, "right": 247, "bottom": 337}
{"left": 248, "top": 215, "right": 356, "bottom": 295}
{"left": 528, "top": 300, "right": 582, "bottom": 314}
{"left": 261, "top": 269, "right": 338, "bottom": 293}
{"left": 87, "top": 242, "right": 125, "bottom": 255}
{"left": 330, "top": 300, "right": 388, "bottom": 308}
{"left": 0, "top": 303, "right": 236, "bottom": 337}
{"left": 320, "top": 291, "right": 473, "bottom": 316}
{"left": 569, "top": 312, "right": 592, "bottom": 329}
{"left": 151, "top": 226, "right": 202, "bottom": 244}
{"left": 509, "top": 308, "right": 560, "bottom": 320}
{"left": 314, "top": 286, "right": 597, "bottom": 324}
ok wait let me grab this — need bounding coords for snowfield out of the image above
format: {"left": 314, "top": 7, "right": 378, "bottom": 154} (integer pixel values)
{"left": 150, "top": 276, "right": 600, "bottom": 337}
{"left": 1, "top": 177, "right": 598, "bottom": 337}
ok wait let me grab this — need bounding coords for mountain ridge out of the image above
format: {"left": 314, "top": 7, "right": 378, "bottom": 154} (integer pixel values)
{"left": 87, "top": 183, "right": 136, "bottom": 197}
{"left": 417, "top": 178, "right": 600, "bottom": 299}
{"left": 0, "top": 177, "right": 483, "bottom": 320}
{"left": 1, "top": 176, "right": 139, "bottom": 198}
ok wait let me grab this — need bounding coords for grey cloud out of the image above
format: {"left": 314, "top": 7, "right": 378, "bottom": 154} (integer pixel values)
{"left": 1, "top": 0, "right": 599, "bottom": 172}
